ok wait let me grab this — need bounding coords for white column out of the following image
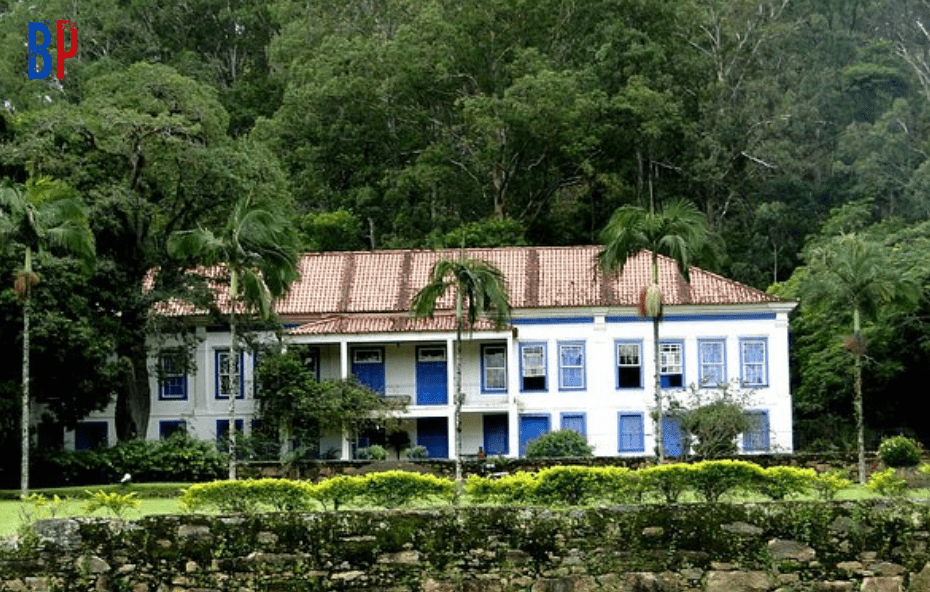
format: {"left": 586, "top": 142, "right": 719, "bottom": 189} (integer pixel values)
{"left": 447, "top": 336, "right": 458, "bottom": 460}
{"left": 446, "top": 337, "right": 455, "bottom": 409}
{"left": 340, "top": 340, "right": 351, "bottom": 459}
{"left": 508, "top": 331, "right": 520, "bottom": 458}
{"left": 340, "top": 340, "right": 349, "bottom": 380}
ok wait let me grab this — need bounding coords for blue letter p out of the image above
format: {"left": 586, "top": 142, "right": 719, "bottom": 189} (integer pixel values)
{"left": 27, "top": 22, "right": 52, "bottom": 80}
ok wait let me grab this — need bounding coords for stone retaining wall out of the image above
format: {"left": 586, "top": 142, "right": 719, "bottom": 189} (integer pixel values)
{"left": 3, "top": 501, "right": 930, "bottom": 591}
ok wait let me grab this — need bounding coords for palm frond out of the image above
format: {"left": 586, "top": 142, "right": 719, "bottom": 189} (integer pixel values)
{"left": 411, "top": 254, "right": 511, "bottom": 329}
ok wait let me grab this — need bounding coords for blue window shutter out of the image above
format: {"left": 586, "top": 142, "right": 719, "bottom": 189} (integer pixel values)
{"left": 743, "top": 411, "right": 770, "bottom": 452}
{"left": 560, "top": 413, "right": 586, "bottom": 436}
{"left": 618, "top": 414, "right": 644, "bottom": 452}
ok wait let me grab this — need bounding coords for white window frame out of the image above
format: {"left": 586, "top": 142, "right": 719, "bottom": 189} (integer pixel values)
{"left": 482, "top": 344, "right": 507, "bottom": 392}
{"left": 158, "top": 349, "right": 187, "bottom": 400}
{"left": 418, "top": 346, "right": 447, "bottom": 363}
{"left": 558, "top": 342, "right": 585, "bottom": 390}
{"left": 698, "top": 339, "right": 726, "bottom": 387}
{"left": 352, "top": 348, "right": 383, "bottom": 364}
{"left": 215, "top": 349, "right": 244, "bottom": 400}
{"left": 616, "top": 341, "right": 643, "bottom": 389}
{"left": 659, "top": 341, "right": 684, "bottom": 388}
{"left": 740, "top": 338, "right": 768, "bottom": 387}
{"left": 520, "top": 343, "right": 547, "bottom": 392}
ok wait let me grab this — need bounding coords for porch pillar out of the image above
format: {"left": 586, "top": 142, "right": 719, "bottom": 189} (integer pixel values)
{"left": 447, "top": 336, "right": 457, "bottom": 460}
{"left": 507, "top": 330, "right": 519, "bottom": 458}
{"left": 340, "top": 340, "right": 351, "bottom": 460}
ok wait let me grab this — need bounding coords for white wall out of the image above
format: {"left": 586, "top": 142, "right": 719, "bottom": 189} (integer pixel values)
{"left": 65, "top": 304, "right": 793, "bottom": 459}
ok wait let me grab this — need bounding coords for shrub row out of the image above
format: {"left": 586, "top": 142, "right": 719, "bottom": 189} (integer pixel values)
{"left": 180, "top": 462, "right": 868, "bottom": 513}
{"left": 466, "top": 462, "right": 840, "bottom": 505}
{"left": 181, "top": 471, "right": 454, "bottom": 512}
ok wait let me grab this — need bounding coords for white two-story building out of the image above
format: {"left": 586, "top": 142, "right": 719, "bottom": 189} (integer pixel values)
{"left": 72, "top": 246, "right": 796, "bottom": 458}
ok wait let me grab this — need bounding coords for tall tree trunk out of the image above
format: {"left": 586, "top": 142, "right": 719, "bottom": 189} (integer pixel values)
{"left": 115, "top": 291, "right": 153, "bottom": 442}
{"left": 116, "top": 335, "right": 152, "bottom": 441}
{"left": 651, "top": 254, "right": 664, "bottom": 463}
{"left": 653, "top": 313, "right": 664, "bottom": 463}
{"left": 228, "top": 270, "right": 239, "bottom": 480}
{"left": 21, "top": 296, "right": 31, "bottom": 499}
{"left": 453, "top": 288, "right": 464, "bottom": 497}
{"left": 228, "top": 315, "right": 238, "bottom": 480}
{"left": 853, "top": 307, "right": 866, "bottom": 484}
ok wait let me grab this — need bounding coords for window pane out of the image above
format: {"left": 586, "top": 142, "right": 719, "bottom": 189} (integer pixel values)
{"left": 744, "top": 343, "right": 764, "bottom": 363}
{"left": 486, "top": 368, "right": 506, "bottom": 389}
{"left": 483, "top": 345, "right": 507, "bottom": 390}
{"left": 486, "top": 350, "right": 505, "bottom": 368}
{"left": 660, "top": 344, "right": 682, "bottom": 373}
{"left": 660, "top": 343, "right": 683, "bottom": 387}
{"left": 560, "top": 345, "right": 582, "bottom": 367}
{"left": 618, "top": 343, "right": 640, "bottom": 366}
{"left": 700, "top": 342, "right": 722, "bottom": 364}
{"left": 523, "top": 346, "right": 545, "bottom": 376}
{"left": 618, "top": 367, "right": 641, "bottom": 388}
{"left": 742, "top": 340, "right": 767, "bottom": 385}
{"left": 703, "top": 366, "right": 724, "bottom": 385}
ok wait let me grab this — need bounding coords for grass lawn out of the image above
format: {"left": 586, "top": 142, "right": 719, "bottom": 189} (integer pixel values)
{"left": 0, "top": 484, "right": 193, "bottom": 537}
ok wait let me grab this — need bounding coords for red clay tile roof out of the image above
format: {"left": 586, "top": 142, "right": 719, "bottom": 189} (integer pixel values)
{"left": 158, "top": 246, "right": 787, "bottom": 327}
{"left": 289, "top": 315, "right": 505, "bottom": 336}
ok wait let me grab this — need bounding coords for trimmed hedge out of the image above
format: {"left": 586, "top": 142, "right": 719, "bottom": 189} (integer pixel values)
{"left": 177, "top": 461, "right": 854, "bottom": 514}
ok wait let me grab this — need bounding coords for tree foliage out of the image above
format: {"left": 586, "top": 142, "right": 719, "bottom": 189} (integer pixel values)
{"left": 3, "top": 0, "right": 930, "bottom": 452}
{"left": 254, "top": 346, "right": 404, "bottom": 457}
{"left": 524, "top": 430, "right": 594, "bottom": 459}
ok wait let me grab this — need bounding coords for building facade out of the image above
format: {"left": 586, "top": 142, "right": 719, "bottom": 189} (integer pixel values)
{"left": 70, "top": 246, "right": 796, "bottom": 458}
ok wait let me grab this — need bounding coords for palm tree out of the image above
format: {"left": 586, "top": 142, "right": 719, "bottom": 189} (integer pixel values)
{"left": 168, "top": 194, "right": 299, "bottom": 479}
{"left": 0, "top": 177, "right": 95, "bottom": 498}
{"left": 411, "top": 250, "right": 511, "bottom": 491}
{"left": 598, "top": 198, "right": 717, "bottom": 462}
{"left": 800, "top": 234, "right": 919, "bottom": 484}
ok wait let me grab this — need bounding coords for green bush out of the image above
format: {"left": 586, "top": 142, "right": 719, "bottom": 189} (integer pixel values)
{"left": 356, "top": 445, "right": 388, "bottom": 460}
{"left": 867, "top": 468, "right": 908, "bottom": 498}
{"left": 679, "top": 401, "right": 752, "bottom": 458}
{"left": 311, "top": 475, "right": 365, "bottom": 510}
{"left": 603, "top": 466, "right": 645, "bottom": 504}
{"left": 689, "top": 460, "right": 764, "bottom": 503}
{"left": 811, "top": 470, "right": 852, "bottom": 501}
{"left": 878, "top": 436, "right": 922, "bottom": 468}
{"left": 83, "top": 490, "right": 141, "bottom": 519}
{"left": 532, "top": 466, "right": 596, "bottom": 506}
{"left": 465, "top": 472, "right": 538, "bottom": 504}
{"left": 639, "top": 463, "right": 694, "bottom": 503}
{"left": 758, "top": 466, "right": 816, "bottom": 500}
{"left": 524, "top": 430, "right": 593, "bottom": 458}
{"left": 180, "top": 479, "right": 317, "bottom": 513}
{"left": 583, "top": 466, "right": 642, "bottom": 504}
{"left": 362, "top": 471, "right": 454, "bottom": 508}
{"left": 404, "top": 445, "right": 429, "bottom": 459}
{"left": 35, "top": 431, "right": 227, "bottom": 486}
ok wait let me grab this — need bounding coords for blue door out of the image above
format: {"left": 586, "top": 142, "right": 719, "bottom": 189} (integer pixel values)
{"left": 519, "top": 415, "right": 550, "bottom": 457}
{"left": 416, "top": 347, "right": 447, "bottom": 405}
{"left": 483, "top": 414, "right": 509, "bottom": 455}
{"left": 352, "top": 348, "right": 385, "bottom": 393}
{"left": 417, "top": 417, "right": 449, "bottom": 458}
{"left": 663, "top": 417, "right": 684, "bottom": 458}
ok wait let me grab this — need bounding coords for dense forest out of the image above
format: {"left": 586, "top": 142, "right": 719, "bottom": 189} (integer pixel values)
{"left": 0, "top": 0, "right": 928, "bottom": 463}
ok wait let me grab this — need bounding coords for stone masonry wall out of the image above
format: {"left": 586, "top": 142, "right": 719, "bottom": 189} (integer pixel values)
{"left": 3, "top": 501, "right": 930, "bottom": 591}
